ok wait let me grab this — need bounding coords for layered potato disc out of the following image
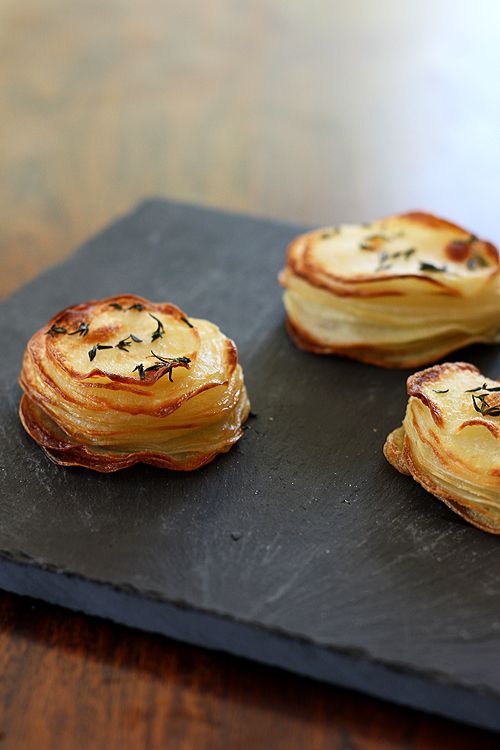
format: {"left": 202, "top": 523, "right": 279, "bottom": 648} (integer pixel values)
{"left": 279, "top": 212, "right": 500, "bottom": 368}
{"left": 19, "top": 295, "right": 250, "bottom": 472}
{"left": 384, "top": 362, "right": 500, "bottom": 534}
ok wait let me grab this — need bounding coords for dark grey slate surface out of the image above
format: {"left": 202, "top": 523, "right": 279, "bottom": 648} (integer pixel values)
{"left": 0, "top": 199, "right": 499, "bottom": 731}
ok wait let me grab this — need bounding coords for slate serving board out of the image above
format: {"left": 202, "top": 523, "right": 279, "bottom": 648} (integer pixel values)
{"left": 0, "top": 199, "right": 499, "bottom": 731}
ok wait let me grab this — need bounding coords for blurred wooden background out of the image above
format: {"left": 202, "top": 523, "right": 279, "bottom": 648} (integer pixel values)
{"left": 1, "top": 0, "right": 500, "bottom": 747}
{"left": 2, "top": 0, "right": 500, "bottom": 300}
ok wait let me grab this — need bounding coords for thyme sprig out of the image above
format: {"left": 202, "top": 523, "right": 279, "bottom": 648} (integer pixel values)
{"left": 115, "top": 333, "right": 143, "bottom": 352}
{"left": 131, "top": 350, "right": 191, "bottom": 382}
{"left": 149, "top": 313, "right": 165, "bottom": 342}
{"left": 181, "top": 316, "right": 194, "bottom": 328}
{"left": 465, "top": 383, "right": 500, "bottom": 393}
{"left": 433, "top": 389, "right": 449, "bottom": 394}
{"left": 47, "top": 320, "right": 90, "bottom": 337}
{"left": 471, "top": 393, "right": 500, "bottom": 417}
{"left": 109, "top": 302, "right": 145, "bottom": 311}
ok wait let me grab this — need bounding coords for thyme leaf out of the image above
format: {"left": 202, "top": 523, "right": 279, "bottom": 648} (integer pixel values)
{"left": 320, "top": 228, "right": 339, "bottom": 239}
{"left": 374, "top": 248, "right": 415, "bottom": 271}
{"left": 149, "top": 313, "right": 165, "bottom": 342}
{"left": 132, "top": 363, "right": 145, "bottom": 380}
{"left": 419, "top": 261, "right": 447, "bottom": 273}
{"left": 472, "top": 394, "right": 486, "bottom": 413}
{"left": 45, "top": 324, "right": 67, "bottom": 337}
{"left": 109, "top": 302, "right": 145, "bottom": 311}
{"left": 115, "top": 333, "right": 143, "bottom": 352}
{"left": 88, "top": 344, "right": 113, "bottom": 362}
{"left": 116, "top": 338, "right": 132, "bottom": 352}
{"left": 67, "top": 321, "right": 89, "bottom": 337}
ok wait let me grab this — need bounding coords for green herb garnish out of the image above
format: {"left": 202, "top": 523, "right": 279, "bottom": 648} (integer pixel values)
{"left": 140, "top": 351, "right": 191, "bottom": 382}
{"left": 149, "top": 313, "right": 165, "bottom": 342}
{"left": 115, "top": 333, "right": 143, "bottom": 352}
{"left": 132, "top": 363, "right": 145, "bottom": 380}
{"left": 471, "top": 393, "right": 500, "bottom": 417}
{"left": 467, "top": 253, "right": 488, "bottom": 271}
{"left": 109, "top": 302, "right": 145, "bottom": 311}
{"left": 45, "top": 323, "right": 67, "bottom": 337}
{"left": 67, "top": 321, "right": 89, "bottom": 337}
{"left": 88, "top": 344, "right": 113, "bottom": 362}
{"left": 483, "top": 383, "right": 500, "bottom": 392}
{"left": 419, "top": 261, "right": 447, "bottom": 273}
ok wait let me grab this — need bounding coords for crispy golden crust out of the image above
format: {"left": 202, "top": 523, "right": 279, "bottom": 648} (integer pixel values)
{"left": 19, "top": 295, "right": 250, "bottom": 472}
{"left": 281, "top": 212, "right": 500, "bottom": 368}
{"left": 403, "top": 440, "right": 500, "bottom": 535}
{"left": 383, "top": 427, "right": 411, "bottom": 475}
{"left": 384, "top": 362, "right": 500, "bottom": 535}
{"left": 19, "top": 395, "right": 237, "bottom": 472}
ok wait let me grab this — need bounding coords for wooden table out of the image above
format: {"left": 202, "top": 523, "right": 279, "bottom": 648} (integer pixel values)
{"left": 1, "top": 1, "right": 499, "bottom": 746}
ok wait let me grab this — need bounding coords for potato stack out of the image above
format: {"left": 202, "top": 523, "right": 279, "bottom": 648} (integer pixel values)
{"left": 19, "top": 295, "right": 250, "bottom": 471}
{"left": 280, "top": 212, "right": 500, "bottom": 368}
{"left": 384, "top": 362, "right": 500, "bottom": 534}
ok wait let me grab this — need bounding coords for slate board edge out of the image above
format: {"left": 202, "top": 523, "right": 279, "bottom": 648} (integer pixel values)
{"left": 0, "top": 196, "right": 303, "bottom": 308}
{"left": 0, "top": 553, "right": 498, "bottom": 733}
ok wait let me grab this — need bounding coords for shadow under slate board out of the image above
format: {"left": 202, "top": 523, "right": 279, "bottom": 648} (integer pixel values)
{"left": 0, "top": 199, "right": 499, "bottom": 732}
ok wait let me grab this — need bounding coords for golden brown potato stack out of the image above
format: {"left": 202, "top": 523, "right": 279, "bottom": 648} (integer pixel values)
{"left": 19, "top": 295, "right": 250, "bottom": 472}
{"left": 280, "top": 212, "right": 500, "bottom": 368}
{"left": 384, "top": 362, "right": 500, "bottom": 534}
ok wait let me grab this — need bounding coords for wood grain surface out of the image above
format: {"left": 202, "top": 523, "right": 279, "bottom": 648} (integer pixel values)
{"left": 0, "top": 593, "right": 498, "bottom": 750}
{"left": 1, "top": 0, "right": 499, "bottom": 747}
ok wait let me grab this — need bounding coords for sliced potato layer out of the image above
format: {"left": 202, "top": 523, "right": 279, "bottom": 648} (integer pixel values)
{"left": 384, "top": 362, "right": 500, "bottom": 534}
{"left": 280, "top": 212, "right": 500, "bottom": 368}
{"left": 19, "top": 295, "right": 250, "bottom": 472}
